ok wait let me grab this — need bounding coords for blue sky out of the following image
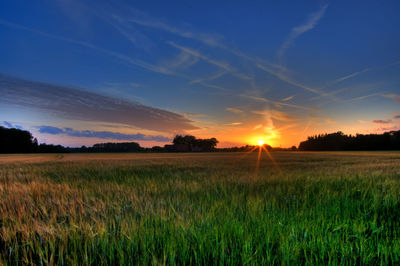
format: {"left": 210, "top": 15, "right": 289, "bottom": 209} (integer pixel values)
{"left": 0, "top": 0, "right": 399, "bottom": 147}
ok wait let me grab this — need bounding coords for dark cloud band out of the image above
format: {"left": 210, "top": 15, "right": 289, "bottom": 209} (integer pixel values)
{"left": 0, "top": 74, "right": 197, "bottom": 133}
{"left": 38, "top": 126, "right": 170, "bottom": 142}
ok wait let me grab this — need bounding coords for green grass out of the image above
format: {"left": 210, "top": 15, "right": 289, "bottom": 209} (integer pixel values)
{"left": 1, "top": 152, "right": 400, "bottom": 265}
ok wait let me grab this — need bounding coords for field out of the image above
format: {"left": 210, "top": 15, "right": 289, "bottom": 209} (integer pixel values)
{"left": 1, "top": 151, "right": 400, "bottom": 265}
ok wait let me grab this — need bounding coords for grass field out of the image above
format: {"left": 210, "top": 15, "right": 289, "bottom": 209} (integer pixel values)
{"left": 1, "top": 151, "right": 400, "bottom": 265}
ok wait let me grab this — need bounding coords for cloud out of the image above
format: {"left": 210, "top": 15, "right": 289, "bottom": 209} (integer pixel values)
{"left": 323, "top": 60, "right": 400, "bottom": 91}
{"left": 240, "top": 94, "right": 316, "bottom": 111}
{"left": 114, "top": 7, "right": 305, "bottom": 91}
{"left": 3, "top": 121, "right": 13, "bottom": 128}
{"left": 38, "top": 126, "right": 170, "bottom": 142}
{"left": 111, "top": 5, "right": 284, "bottom": 74}
{"left": 190, "top": 70, "right": 227, "bottom": 84}
{"left": 382, "top": 94, "right": 400, "bottom": 102}
{"left": 0, "top": 74, "right": 197, "bottom": 133}
{"left": 1, "top": 8, "right": 329, "bottom": 100}
{"left": 168, "top": 42, "right": 232, "bottom": 71}
{"left": 327, "top": 68, "right": 370, "bottom": 87}
{"left": 375, "top": 125, "right": 400, "bottom": 133}
{"left": 342, "top": 93, "right": 381, "bottom": 103}
{"left": 167, "top": 41, "right": 252, "bottom": 81}
{"left": 256, "top": 63, "right": 328, "bottom": 96}
{"left": 372, "top": 119, "right": 392, "bottom": 124}
{"left": 0, "top": 19, "right": 181, "bottom": 76}
{"left": 281, "top": 95, "right": 294, "bottom": 102}
{"left": 253, "top": 124, "right": 263, "bottom": 130}
{"left": 2, "top": 121, "right": 23, "bottom": 129}
{"left": 324, "top": 118, "right": 336, "bottom": 124}
{"left": 252, "top": 110, "right": 298, "bottom": 121}
{"left": 112, "top": 5, "right": 289, "bottom": 81}
{"left": 226, "top": 107, "right": 243, "bottom": 114}
{"left": 224, "top": 122, "right": 242, "bottom": 126}
{"left": 117, "top": 7, "right": 317, "bottom": 97}
{"left": 157, "top": 50, "right": 199, "bottom": 72}
{"left": 38, "top": 126, "right": 64, "bottom": 134}
{"left": 394, "top": 115, "right": 400, "bottom": 119}
{"left": 0, "top": 18, "right": 204, "bottom": 83}
{"left": 120, "top": 9, "right": 224, "bottom": 48}
{"left": 182, "top": 112, "right": 206, "bottom": 117}
{"left": 278, "top": 4, "right": 329, "bottom": 59}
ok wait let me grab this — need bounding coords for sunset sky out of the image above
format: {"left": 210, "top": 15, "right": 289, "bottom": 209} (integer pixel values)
{"left": 1, "top": 0, "right": 400, "bottom": 147}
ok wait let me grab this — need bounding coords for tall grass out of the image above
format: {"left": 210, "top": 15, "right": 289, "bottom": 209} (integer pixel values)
{"left": 1, "top": 152, "right": 400, "bottom": 264}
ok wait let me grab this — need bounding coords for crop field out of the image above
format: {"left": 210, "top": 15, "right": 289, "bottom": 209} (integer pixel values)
{"left": 1, "top": 151, "right": 400, "bottom": 265}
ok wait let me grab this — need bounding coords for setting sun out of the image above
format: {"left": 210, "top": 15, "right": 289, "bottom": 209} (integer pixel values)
{"left": 258, "top": 140, "right": 265, "bottom": 146}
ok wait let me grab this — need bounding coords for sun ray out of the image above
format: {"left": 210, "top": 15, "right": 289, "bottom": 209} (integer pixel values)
{"left": 261, "top": 145, "right": 282, "bottom": 173}
{"left": 254, "top": 145, "right": 262, "bottom": 178}
{"left": 236, "top": 146, "right": 258, "bottom": 162}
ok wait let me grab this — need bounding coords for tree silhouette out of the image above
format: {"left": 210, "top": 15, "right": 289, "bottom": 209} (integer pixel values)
{"left": 0, "top": 126, "right": 37, "bottom": 153}
{"left": 172, "top": 135, "right": 219, "bottom": 151}
{"left": 298, "top": 131, "right": 400, "bottom": 151}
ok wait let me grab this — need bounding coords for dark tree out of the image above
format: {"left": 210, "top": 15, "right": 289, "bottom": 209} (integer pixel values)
{"left": 298, "top": 131, "right": 400, "bottom": 151}
{"left": 172, "top": 135, "right": 219, "bottom": 152}
{"left": 90, "top": 142, "right": 143, "bottom": 152}
{"left": 0, "top": 126, "right": 37, "bottom": 153}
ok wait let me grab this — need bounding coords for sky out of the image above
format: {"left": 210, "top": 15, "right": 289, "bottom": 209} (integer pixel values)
{"left": 1, "top": 0, "right": 400, "bottom": 148}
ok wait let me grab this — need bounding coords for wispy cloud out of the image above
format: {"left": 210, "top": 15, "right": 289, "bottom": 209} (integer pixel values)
{"left": 38, "top": 126, "right": 170, "bottom": 142}
{"left": 3, "top": 121, "right": 13, "bottom": 128}
{"left": 120, "top": 9, "right": 224, "bottom": 48}
{"left": 104, "top": 17, "right": 155, "bottom": 52}
{"left": 226, "top": 107, "right": 244, "bottom": 114}
{"left": 253, "top": 124, "right": 263, "bottom": 130}
{"left": 114, "top": 5, "right": 288, "bottom": 78}
{"left": 372, "top": 119, "right": 392, "bottom": 124}
{"left": 278, "top": 4, "right": 329, "bottom": 59}
{"left": 309, "top": 86, "right": 346, "bottom": 101}
{"left": 342, "top": 93, "right": 381, "bottom": 103}
{"left": 374, "top": 125, "right": 400, "bottom": 133}
{"left": 256, "top": 63, "right": 328, "bottom": 96}
{"left": 167, "top": 41, "right": 252, "bottom": 81}
{"left": 252, "top": 110, "right": 298, "bottom": 121}
{"left": 2, "top": 121, "right": 23, "bottom": 129}
{"left": 281, "top": 95, "right": 295, "bottom": 102}
{"left": 382, "top": 94, "right": 400, "bottom": 102}
{"left": 0, "top": 74, "right": 197, "bottom": 133}
{"left": 190, "top": 70, "right": 227, "bottom": 84}
{"left": 327, "top": 68, "right": 370, "bottom": 87}
{"left": 182, "top": 112, "right": 206, "bottom": 118}
{"left": 224, "top": 122, "right": 242, "bottom": 126}
{"left": 158, "top": 51, "right": 199, "bottom": 71}
{"left": 0, "top": 19, "right": 181, "bottom": 76}
{"left": 100, "top": 5, "right": 330, "bottom": 98}
{"left": 240, "top": 94, "right": 316, "bottom": 111}
{"left": 1, "top": 17, "right": 238, "bottom": 96}
{"left": 324, "top": 60, "right": 400, "bottom": 91}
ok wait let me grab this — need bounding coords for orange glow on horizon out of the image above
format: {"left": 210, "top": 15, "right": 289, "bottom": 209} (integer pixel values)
{"left": 249, "top": 136, "right": 274, "bottom": 147}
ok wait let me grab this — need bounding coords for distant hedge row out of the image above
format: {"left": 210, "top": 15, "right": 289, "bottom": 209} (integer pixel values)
{"left": 299, "top": 131, "right": 400, "bottom": 151}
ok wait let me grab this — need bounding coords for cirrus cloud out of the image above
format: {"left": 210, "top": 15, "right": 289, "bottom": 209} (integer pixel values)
{"left": 372, "top": 119, "right": 392, "bottom": 124}
{"left": 0, "top": 74, "right": 197, "bottom": 133}
{"left": 38, "top": 126, "right": 170, "bottom": 142}
{"left": 226, "top": 107, "right": 244, "bottom": 114}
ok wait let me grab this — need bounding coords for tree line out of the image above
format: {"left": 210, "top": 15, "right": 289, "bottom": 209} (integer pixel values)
{"left": 169, "top": 135, "right": 218, "bottom": 152}
{"left": 0, "top": 126, "right": 219, "bottom": 153}
{"left": 3, "top": 126, "right": 400, "bottom": 153}
{"left": 298, "top": 131, "right": 400, "bottom": 151}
